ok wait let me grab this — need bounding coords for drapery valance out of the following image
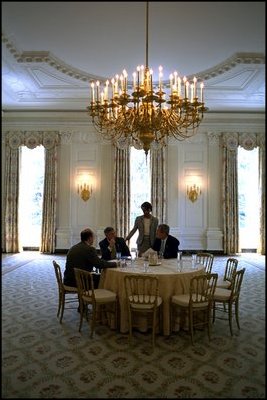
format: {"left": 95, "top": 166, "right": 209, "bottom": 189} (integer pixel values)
{"left": 5, "top": 131, "right": 60, "bottom": 149}
{"left": 222, "top": 132, "right": 264, "bottom": 151}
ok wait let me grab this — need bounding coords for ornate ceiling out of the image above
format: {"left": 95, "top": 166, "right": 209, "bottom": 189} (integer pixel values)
{"left": 2, "top": 2, "right": 265, "bottom": 113}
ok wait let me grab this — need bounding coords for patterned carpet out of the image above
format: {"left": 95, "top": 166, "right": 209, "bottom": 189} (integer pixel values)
{"left": 2, "top": 252, "right": 265, "bottom": 398}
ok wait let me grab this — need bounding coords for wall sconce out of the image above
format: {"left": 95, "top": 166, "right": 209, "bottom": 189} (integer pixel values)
{"left": 77, "top": 174, "right": 93, "bottom": 201}
{"left": 187, "top": 184, "right": 201, "bottom": 203}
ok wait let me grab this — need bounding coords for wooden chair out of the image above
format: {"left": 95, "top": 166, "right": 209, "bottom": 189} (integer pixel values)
{"left": 196, "top": 253, "right": 214, "bottom": 274}
{"left": 171, "top": 273, "right": 218, "bottom": 344}
{"left": 52, "top": 260, "right": 78, "bottom": 323}
{"left": 213, "top": 268, "right": 246, "bottom": 335}
{"left": 216, "top": 258, "right": 238, "bottom": 289}
{"left": 74, "top": 268, "right": 117, "bottom": 338}
{"left": 124, "top": 274, "right": 162, "bottom": 348}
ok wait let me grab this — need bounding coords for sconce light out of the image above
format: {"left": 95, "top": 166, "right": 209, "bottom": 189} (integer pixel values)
{"left": 187, "top": 184, "right": 201, "bottom": 203}
{"left": 77, "top": 174, "right": 93, "bottom": 201}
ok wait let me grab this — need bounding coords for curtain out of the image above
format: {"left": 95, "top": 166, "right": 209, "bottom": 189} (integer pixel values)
{"left": 3, "top": 131, "right": 60, "bottom": 254}
{"left": 150, "top": 146, "right": 167, "bottom": 224}
{"left": 3, "top": 146, "right": 20, "bottom": 252}
{"left": 258, "top": 137, "right": 265, "bottom": 254}
{"left": 222, "top": 135, "right": 239, "bottom": 254}
{"left": 40, "top": 147, "right": 58, "bottom": 253}
{"left": 222, "top": 132, "right": 264, "bottom": 255}
{"left": 113, "top": 146, "right": 130, "bottom": 238}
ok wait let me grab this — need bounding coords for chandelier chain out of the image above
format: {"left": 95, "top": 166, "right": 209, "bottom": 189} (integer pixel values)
{"left": 87, "top": 1, "right": 208, "bottom": 155}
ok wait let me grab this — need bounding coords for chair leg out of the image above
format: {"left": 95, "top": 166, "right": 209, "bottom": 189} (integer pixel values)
{"left": 128, "top": 309, "right": 133, "bottom": 345}
{"left": 189, "top": 310, "right": 194, "bottom": 345}
{"left": 114, "top": 301, "right": 118, "bottom": 331}
{"left": 90, "top": 305, "right": 96, "bottom": 338}
{"left": 212, "top": 302, "right": 216, "bottom": 323}
{"left": 228, "top": 302, "right": 233, "bottom": 336}
{"left": 152, "top": 309, "right": 157, "bottom": 348}
{"left": 159, "top": 304, "right": 163, "bottom": 335}
{"left": 170, "top": 304, "right": 174, "bottom": 335}
{"left": 78, "top": 300, "right": 84, "bottom": 332}
{"left": 57, "top": 291, "right": 62, "bottom": 317}
{"left": 235, "top": 299, "right": 240, "bottom": 329}
{"left": 207, "top": 309, "right": 211, "bottom": 341}
{"left": 59, "top": 293, "right": 65, "bottom": 323}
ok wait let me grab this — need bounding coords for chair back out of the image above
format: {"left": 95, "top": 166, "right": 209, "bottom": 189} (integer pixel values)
{"left": 206, "top": 273, "right": 218, "bottom": 299}
{"left": 124, "top": 275, "right": 159, "bottom": 308}
{"left": 196, "top": 253, "right": 214, "bottom": 274}
{"left": 74, "top": 268, "right": 95, "bottom": 303}
{"left": 189, "top": 273, "right": 217, "bottom": 306}
{"left": 230, "top": 268, "right": 245, "bottom": 301}
{"left": 53, "top": 260, "right": 64, "bottom": 291}
{"left": 224, "top": 258, "right": 238, "bottom": 283}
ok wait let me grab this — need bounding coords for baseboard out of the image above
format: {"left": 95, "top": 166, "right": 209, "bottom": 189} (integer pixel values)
{"left": 54, "top": 248, "right": 102, "bottom": 256}
{"left": 241, "top": 249, "right": 257, "bottom": 253}
{"left": 54, "top": 249, "right": 68, "bottom": 254}
{"left": 182, "top": 250, "right": 225, "bottom": 255}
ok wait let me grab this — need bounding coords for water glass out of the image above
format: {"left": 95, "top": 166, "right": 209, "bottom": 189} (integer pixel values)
{"left": 177, "top": 251, "right": 183, "bottom": 272}
{"left": 143, "top": 260, "right": 149, "bottom": 273}
{"left": 191, "top": 254, "right": 197, "bottom": 268}
{"left": 116, "top": 252, "right": 121, "bottom": 260}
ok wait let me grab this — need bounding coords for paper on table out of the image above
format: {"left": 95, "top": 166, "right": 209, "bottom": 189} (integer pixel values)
{"left": 142, "top": 248, "right": 157, "bottom": 258}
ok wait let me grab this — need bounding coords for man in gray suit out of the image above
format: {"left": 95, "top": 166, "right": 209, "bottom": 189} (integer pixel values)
{"left": 63, "top": 228, "right": 117, "bottom": 289}
{"left": 125, "top": 202, "right": 158, "bottom": 257}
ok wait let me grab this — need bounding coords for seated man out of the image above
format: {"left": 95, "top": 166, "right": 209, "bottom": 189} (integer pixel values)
{"left": 99, "top": 226, "right": 131, "bottom": 260}
{"left": 63, "top": 228, "right": 117, "bottom": 289}
{"left": 152, "top": 224, "right": 180, "bottom": 259}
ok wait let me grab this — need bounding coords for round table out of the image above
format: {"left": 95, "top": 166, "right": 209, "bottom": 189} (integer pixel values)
{"left": 100, "top": 258, "right": 205, "bottom": 336}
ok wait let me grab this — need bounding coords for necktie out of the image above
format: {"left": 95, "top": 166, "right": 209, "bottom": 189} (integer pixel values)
{"left": 160, "top": 239, "right": 165, "bottom": 255}
{"left": 111, "top": 245, "right": 116, "bottom": 259}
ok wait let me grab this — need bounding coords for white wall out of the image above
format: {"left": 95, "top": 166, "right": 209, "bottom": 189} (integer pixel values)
{"left": 2, "top": 111, "right": 265, "bottom": 252}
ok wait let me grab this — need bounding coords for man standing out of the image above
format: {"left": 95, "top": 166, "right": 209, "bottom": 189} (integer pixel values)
{"left": 63, "top": 228, "right": 117, "bottom": 289}
{"left": 99, "top": 226, "right": 131, "bottom": 260}
{"left": 152, "top": 224, "right": 180, "bottom": 259}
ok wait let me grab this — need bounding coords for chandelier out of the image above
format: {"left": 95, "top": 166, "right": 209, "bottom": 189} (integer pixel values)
{"left": 87, "top": 2, "right": 208, "bottom": 155}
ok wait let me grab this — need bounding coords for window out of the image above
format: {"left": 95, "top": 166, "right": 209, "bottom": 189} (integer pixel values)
{"left": 129, "top": 147, "right": 151, "bottom": 249}
{"left": 19, "top": 146, "right": 45, "bottom": 248}
{"left": 237, "top": 147, "right": 260, "bottom": 252}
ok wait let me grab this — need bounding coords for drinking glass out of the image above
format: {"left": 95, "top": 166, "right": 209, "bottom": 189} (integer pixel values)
{"left": 191, "top": 254, "right": 197, "bottom": 268}
{"left": 143, "top": 260, "right": 149, "bottom": 273}
{"left": 177, "top": 251, "right": 183, "bottom": 272}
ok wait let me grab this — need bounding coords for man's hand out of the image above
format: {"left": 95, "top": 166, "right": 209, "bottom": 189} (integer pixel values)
{"left": 108, "top": 238, "right": 116, "bottom": 247}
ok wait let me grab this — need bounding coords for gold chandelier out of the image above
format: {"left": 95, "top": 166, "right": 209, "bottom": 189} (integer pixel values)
{"left": 87, "top": 2, "right": 208, "bottom": 155}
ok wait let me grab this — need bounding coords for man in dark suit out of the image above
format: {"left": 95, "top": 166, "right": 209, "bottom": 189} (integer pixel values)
{"left": 99, "top": 226, "right": 131, "bottom": 260}
{"left": 63, "top": 228, "right": 117, "bottom": 289}
{"left": 152, "top": 224, "right": 180, "bottom": 259}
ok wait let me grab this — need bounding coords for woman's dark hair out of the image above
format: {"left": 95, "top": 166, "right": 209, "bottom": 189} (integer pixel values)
{"left": 141, "top": 201, "right": 152, "bottom": 212}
